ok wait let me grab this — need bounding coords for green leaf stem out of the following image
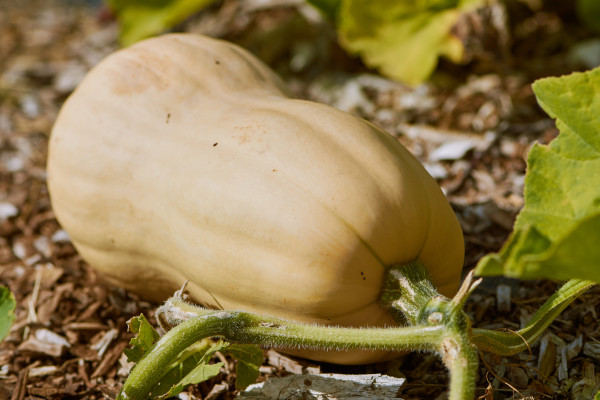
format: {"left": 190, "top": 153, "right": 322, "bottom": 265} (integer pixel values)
{"left": 472, "top": 279, "right": 596, "bottom": 355}
{"left": 0, "top": 286, "right": 15, "bottom": 342}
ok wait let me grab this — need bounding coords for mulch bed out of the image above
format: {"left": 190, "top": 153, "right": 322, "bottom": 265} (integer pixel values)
{"left": 1, "top": 1, "right": 599, "bottom": 399}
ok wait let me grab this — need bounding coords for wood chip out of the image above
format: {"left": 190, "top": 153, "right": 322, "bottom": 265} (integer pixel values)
{"left": 77, "top": 300, "right": 104, "bottom": 321}
{"left": 266, "top": 349, "right": 320, "bottom": 375}
{"left": 78, "top": 358, "right": 94, "bottom": 389}
{"left": 10, "top": 367, "right": 28, "bottom": 400}
{"left": 97, "top": 383, "right": 120, "bottom": 399}
{"left": 496, "top": 284, "right": 511, "bottom": 313}
{"left": 204, "top": 382, "right": 229, "bottom": 400}
{"left": 1, "top": 2, "right": 599, "bottom": 400}
{"left": 557, "top": 346, "right": 568, "bottom": 382}
{"left": 37, "top": 263, "right": 64, "bottom": 288}
{"left": 91, "top": 328, "right": 118, "bottom": 357}
{"left": 64, "top": 322, "right": 111, "bottom": 331}
{"left": 17, "top": 329, "right": 70, "bottom": 357}
{"left": 36, "top": 282, "right": 71, "bottom": 325}
{"left": 507, "top": 366, "right": 529, "bottom": 388}
{"left": 537, "top": 334, "right": 556, "bottom": 379}
{"left": 91, "top": 341, "right": 128, "bottom": 379}
{"left": 583, "top": 342, "right": 600, "bottom": 361}
{"left": 566, "top": 335, "right": 583, "bottom": 360}
{"left": 29, "top": 365, "right": 59, "bottom": 377}
{"left": 69, "top": 344, "right": 100, "bottom": 361}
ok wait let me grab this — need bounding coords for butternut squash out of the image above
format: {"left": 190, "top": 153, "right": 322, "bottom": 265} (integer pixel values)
{"left": 47, "top": 34, "right": 464, "bottom": 364}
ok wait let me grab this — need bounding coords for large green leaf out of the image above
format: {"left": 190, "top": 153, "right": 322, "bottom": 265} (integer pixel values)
{"left": 0, "top": 286, "right": 15, "bottom": 342}
{"left": 475, "top": 67, "right": 600, "bottom": 281}
{"left": 337, "top": 0, "right": 482, "bottom": 85}
{"left": 107, "top": 0, "right": 219, "bottom": 46}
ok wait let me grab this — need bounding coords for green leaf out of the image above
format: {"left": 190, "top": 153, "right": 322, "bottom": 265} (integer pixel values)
{"left": 0, "top": 286, "right": 15, "bottom": 342}
{"left": 107, "top": 0, "right": 220, "bottom": 46}
{"left": 124, "top": 314, "right": 160, "bottom": 362}
{"left": 476, "top": 67, "right": 600, "bottom": 281}
{"left": 337, "top": 0, "right": 482, "bottom": 85}
{"left": 159, "top": 362, "right": 223, "bottom": 398}
{"left": 595, "top": 389, "right": 600, "bottom": 400}
{"left": 153, "top": 339, "right": 228, "bottom": 398}
{"left": 223, "top": 344, "right": 263, "bottom": 390}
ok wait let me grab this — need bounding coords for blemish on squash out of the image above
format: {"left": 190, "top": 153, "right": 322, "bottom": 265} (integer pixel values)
{"left": 215, "top": 60, "right": 220, "bottom": 65}
{"left": 166, "top": 113, "right": 171, "bottom": 124}
{"left": 213, "top": 142, "right": 218, "bottom": 147}
{"left": 232, "top": 122, "right": 270, "bottom": 151}
{"left": 110, "top": 51, "right": 172, "bottom": 95}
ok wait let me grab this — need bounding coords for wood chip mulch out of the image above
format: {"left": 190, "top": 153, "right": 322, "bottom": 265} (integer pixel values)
{"left": 1, "top": 1, "right": 599, "bottom": 399}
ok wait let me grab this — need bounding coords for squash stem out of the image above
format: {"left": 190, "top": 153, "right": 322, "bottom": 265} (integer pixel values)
{"left": 118, "top": 302, "right": 447, "bottom": 399}
{"left": 379, "top": 260, "right": 442, "bottom": 325}
{"left": 158, "top": 296, "right": 445, "bottom": 352}
{"left": 380, "top": 260, "right": 480, "bottom": 400}
{"left": 443, "top": 329, "right": 479, "bottom": 400}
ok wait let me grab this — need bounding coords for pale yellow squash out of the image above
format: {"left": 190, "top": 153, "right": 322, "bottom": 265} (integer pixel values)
{"left": 47, "top": 34, "right": 464, "bottom": 364}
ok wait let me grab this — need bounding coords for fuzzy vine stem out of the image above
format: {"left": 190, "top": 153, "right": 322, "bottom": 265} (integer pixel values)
{"left": 118, "top": 260, "right": 474, "bottom": 400}
{"left": 380, "top": 262, "right": 481, "bottom": 400}
{"left": 117, "top": 309, "right": 445, "bottom": 399}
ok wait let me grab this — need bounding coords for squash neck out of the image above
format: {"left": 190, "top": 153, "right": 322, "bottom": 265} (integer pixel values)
{"left": 379, "top": 260, "right": 449, "bottom": 326}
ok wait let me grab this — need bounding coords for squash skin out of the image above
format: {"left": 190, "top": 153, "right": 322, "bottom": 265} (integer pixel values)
{"left": 47, "top": 34, "right": 464, "bottom": 364}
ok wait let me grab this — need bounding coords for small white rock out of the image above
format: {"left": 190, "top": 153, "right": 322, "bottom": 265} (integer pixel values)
{"left": 423, "top": 163, "right": 449, "bottom": 180}
{"left": 429, "top": 140, "right": 476, "bottom": 161}
{"left": 53, "top": 63, "right": 88, "bottom": 94}
{"left": 20, "top": 94, "right": 42, "bottom": 118}
{"left": 33, "top": 236, "right": 52, "bottom": 258}
{"left": 51, "top": 229, "right": 71, "bottom": 243}
{"left": 12, "top": 240, "right": 27, "bottom": 260}
{"left": 4, "top": 153, "right": 26, "bottom": 172}
{"left": 35, "top": 328, "right": 71, "bottom": 348}
{"left": 0, "top": 202, "right": 18, "bottom": 220}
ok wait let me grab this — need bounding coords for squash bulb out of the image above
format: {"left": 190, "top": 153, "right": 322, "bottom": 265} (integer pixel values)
{"left": 47, "top": 34, "right": 464, "bottom": 364}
